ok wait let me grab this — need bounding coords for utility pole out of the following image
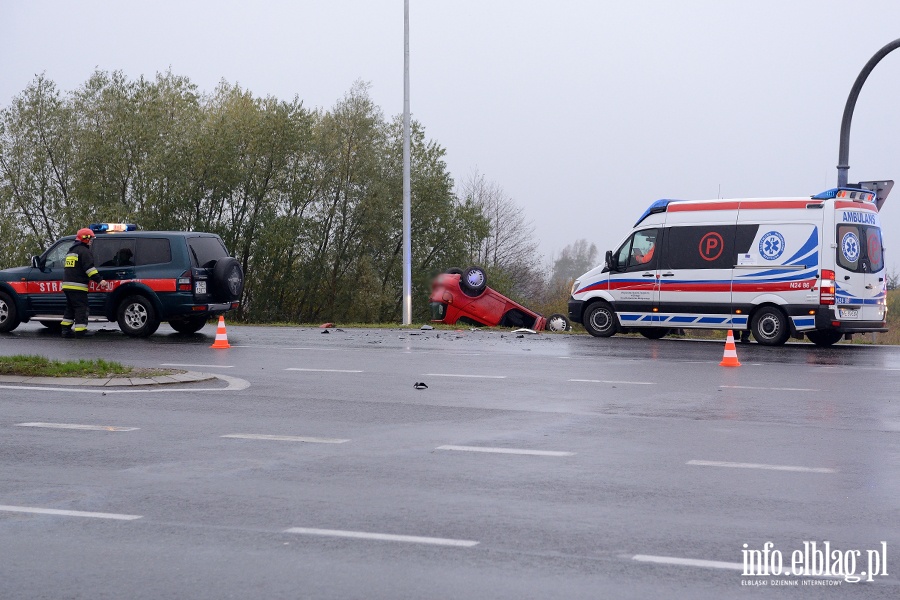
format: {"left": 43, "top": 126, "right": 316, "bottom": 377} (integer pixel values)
{"left": 837, "top": 38, "right": 900, "bottom": 187}
{"left": 402, "top": 0, "right": 412, "bottom": 325}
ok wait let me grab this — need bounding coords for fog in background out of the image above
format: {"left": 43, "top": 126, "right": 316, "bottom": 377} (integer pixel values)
{"left": 3, "top": 0, "right": 899, "bottom": 271}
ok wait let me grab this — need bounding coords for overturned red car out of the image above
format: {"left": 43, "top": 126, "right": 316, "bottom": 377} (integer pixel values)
{"left": 429, "top": 266, "right": 570, "bottom": 332}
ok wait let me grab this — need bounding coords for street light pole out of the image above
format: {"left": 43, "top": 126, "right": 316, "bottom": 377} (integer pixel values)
{"left": 836, "top": 38, "right": 900, "bottom": 188}
{"left": 402, "top": 0, "right": 412, "bottom": 325}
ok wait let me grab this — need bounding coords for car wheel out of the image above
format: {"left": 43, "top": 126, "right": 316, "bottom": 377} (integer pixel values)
{"left": 751, "top": 307, "right": 789, "bottom": 346}
{"left": 445, "top": 267, "right": 463, "bottom": 275}
{"left": 212, "top": 257, "right": 244, "bottom": 302}
{"left": 460, "top": 265, "right": 487, "bottom": 297}
{"left": 546, "top": 313, "right": 571, "bottom": 332}
{"left": 638, "top": 327, "right": 668, "bottom": 340}
{"left": 806, "top": 330, "right": 843, "bottom": 347}
{"left": 0, "top": 291, "right": 21, "bottom": 333}
{"left": 583, "top": 302, "right": 617, "bottom": 337}
{"left": 169, "top": 316, "right": 209, "bottom": 334}
{"left": 117, "top": 295, "right": 160, "bottom": 337}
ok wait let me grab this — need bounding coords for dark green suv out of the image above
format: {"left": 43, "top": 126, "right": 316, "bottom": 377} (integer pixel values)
{"left": 0, "top": 225, "right": 244, "bottom": 337}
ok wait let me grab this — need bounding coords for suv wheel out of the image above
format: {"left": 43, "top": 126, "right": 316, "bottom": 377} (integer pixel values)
{"left": 0, "top": 291, "right": 21, "bottom": 333}
{"left": 169, "top": 316, "right": 209, "bottom": 334}
{"left": 117, "top": 295, "right": 160, "bottom": 337}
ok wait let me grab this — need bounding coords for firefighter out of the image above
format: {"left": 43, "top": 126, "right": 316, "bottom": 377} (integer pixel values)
{"left": 61, "top": 228, "right": 108, "bottom": 338}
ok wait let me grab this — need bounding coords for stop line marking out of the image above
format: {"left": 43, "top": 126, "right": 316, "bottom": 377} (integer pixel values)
{"left": 285, "top": 368, "right": 364, "bottom": 373}
{"left": 16, "top": 422, "right": 138, "bottom": 432}
{"left": 222, "top": 434, "right": 349, "bottom": 444}
{"left": 569, "top": 379, "right": 655, "bottom": 385}
{"left": 437, "top": 445, "right": 574, "bottom": 457}
{"left": 632, "top": 554, "right": 742, "bottom": 571}
{"left": 283, "top": 527, "right": 479, "bottom": 547}
{"left": 425, "top": 373, "right": 506, "bottom": 379}
{"left": 687, "top": 460, "right": 836, "bottom": 473}
{"left": 0, "top": 504, "right": 142, "bottom": 521}
{"left": 719, "top": 385, "right": 819, "bottom": 392}
{"left": 160, "top": 363, "right": 234, "bottom": 369}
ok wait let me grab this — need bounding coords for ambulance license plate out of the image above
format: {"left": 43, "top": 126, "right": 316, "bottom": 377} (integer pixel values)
{"left": 839, "top": 308, "right": 859, "bottom": 319}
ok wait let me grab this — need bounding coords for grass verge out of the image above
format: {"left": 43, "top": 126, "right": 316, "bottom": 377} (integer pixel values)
{"left": 0, "top": 355, "right": 177, "bottom": 378}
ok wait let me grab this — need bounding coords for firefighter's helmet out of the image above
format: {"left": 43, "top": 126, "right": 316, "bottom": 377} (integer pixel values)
{"left": 76, "top": 228, "right": 95, "bottom": 242}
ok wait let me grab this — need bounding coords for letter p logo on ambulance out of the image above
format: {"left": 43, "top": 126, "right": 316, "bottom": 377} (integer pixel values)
{"left": 699, "top": 232, "right": 724, "bottom": 261}
{"left": 759, "top": 231, "right": 785, "bottom": 261}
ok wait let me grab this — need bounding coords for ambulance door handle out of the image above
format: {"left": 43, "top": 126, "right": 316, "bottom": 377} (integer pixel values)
{"left": 865, "top": 284, "right": 874, "bottom": 289}
{"left": 642, "top": 272, "right": 654, "bottom": 277}
{"left": 662, "top": 272, "right": 675, "bottom": 277}
{"left": 844, "top": 276, "right": 850, "bottom": 280}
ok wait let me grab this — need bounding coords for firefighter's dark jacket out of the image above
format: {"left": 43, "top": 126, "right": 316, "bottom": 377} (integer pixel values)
{"left": 62, "top": 242, "right": 102, "bottom": 292}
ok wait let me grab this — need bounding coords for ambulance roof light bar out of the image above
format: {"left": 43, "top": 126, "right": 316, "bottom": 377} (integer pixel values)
{"left": 89, "top": 223, "right": 138, "bottom": 233}
{"left": 811, "top": 187, "right": 876, "bottom": 203}
{"left": 634, "top": 199, "right": 675, "bottom": 227}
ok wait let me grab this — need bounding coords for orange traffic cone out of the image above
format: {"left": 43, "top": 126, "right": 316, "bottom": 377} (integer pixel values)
{"left": 210, "top": 316, "right": 231, "bottom": 349}
{"left": 719, "top": 330, "right": 741, "bottom": 367}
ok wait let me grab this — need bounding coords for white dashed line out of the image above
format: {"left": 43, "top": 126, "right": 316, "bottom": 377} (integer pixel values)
{"left": 222, "top": 434, "right": 349, "bottom": 444}
{"left": 436, "top": 445, "right": 574, "bottom": 457}
{"left": 285, "top": 368, "right": 363, "bottom": 373}
{"left": 687, "top": 460, "right": 836, "bottom": 473}
{"left": 568, "top": 379, "right": 655, "bottom": 385}
{"left": 424, "top": 373, "right": 506, "bottom": 379}
{"left": 16, "top": 422, "right": 139, "bottom": 432}
{"left": 284, "top": 527, "right": 479, "bottom": 547}
{"left": 719, "top": 385, "right": 819, "bottom": 392}
{"left": 160, "top": 363, "right": 234, "bottom": 369}
{"left": 0, "top": 505, "right": 142, "bottom": 521}
{"left": 632, "top": 554, "right": 742, "bottom": 571}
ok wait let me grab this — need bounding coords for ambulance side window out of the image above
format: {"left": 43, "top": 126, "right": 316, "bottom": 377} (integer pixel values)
{"left": 614, "top": 229, "right": 659, "bottom": 272}
{"left": 662, "top": 225, "right": 736, "bottom": 269}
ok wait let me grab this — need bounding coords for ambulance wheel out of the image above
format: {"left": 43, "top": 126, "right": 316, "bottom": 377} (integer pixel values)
{"left": 0, "top": 291, "right": 21, "bottom": 333}
{"left": 546, "top": 313, "right": 571, "bottom": 332}
{"left": 806, "top": 330, "right": 843, "bottom": 347}
{"left": 117, "top": 295, "right": 160, "bottom": 337}
{"left": 751, "top": 307, "right": 789, "bottom": 346}
{"left": 583, "top": 302, "right": 617, "bottom": 337}
{"left": 460, "top": 266, "right": 487, "bottom": 297}
{"left": 638, "top": 327, "right": 668, "bottom": 340}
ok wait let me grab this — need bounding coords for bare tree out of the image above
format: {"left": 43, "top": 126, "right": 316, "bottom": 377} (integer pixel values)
{"left": 459, "top": 169, "right": 541, "bottom": 297}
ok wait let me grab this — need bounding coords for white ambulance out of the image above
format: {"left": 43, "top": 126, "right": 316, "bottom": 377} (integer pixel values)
{"left": 568, "top": 182, "right": 891, "bottom": 346}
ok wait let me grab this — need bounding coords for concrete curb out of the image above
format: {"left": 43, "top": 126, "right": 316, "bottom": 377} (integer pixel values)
{"left": 0, "top": 370, "right": 216, "bottom": 387}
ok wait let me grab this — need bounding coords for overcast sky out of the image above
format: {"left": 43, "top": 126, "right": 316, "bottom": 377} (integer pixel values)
{"left": 3, "top": 1, "right": 899, "bottom": 271}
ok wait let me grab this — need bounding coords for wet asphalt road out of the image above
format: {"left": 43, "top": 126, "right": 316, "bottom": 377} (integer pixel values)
{"left": 1, "top": 322, "right": 899, "bottom": 599}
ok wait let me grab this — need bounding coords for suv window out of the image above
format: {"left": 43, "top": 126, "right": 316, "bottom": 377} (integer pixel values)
{"left": 42, "top": 241, "right": 72, "bottom": 268}
{"left": 188, "top": 237, "right": 228, "bottom": 268}
{"left": 136, "top": 238, "right": 172, "bottom": 266}
{"left": 94, "top": 238, "right": 136, "bottom": 267}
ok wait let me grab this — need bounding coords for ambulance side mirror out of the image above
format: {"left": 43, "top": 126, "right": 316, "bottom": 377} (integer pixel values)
{"left": 605, "top": 250, "right": 615, "bottom": 272}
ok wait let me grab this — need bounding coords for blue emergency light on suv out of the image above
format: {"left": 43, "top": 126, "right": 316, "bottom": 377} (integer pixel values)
{"left": 0, "top": 224, "right": 244, "bottom": 337}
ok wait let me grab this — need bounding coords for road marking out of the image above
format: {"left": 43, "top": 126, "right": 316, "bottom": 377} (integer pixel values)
{"left": 632, "top": 554, "right": 742, "bottom": 571}
{"left": 687, "top": 460, "right": 836, "bottom": 473}
{"left": 160, "top": 363, "right": 234, "bottom": 369}
{"left": 424, "top": 373, "right": 506, "bottom": 379}
{"left": 16, "top": 422, "right": 139, "bottom": 432}
{"left": 719, "top": 385, "right": 819, "bottom": 392}
{"left": 222, "top": 434, "right": 349, "bottom": 444}
{"left": 568, "top": 379, "right": 655, "bottom": 385}
{"left": 436, "top": 445, "right": 574, "bottom": 457}
{"left": 284, "top": 527, "right": 478, "bottom": 547}
{"left": 0, "top": 505, "right": 142, "bottom": 521}
{"left": 285, "top": 368, "right": 363, "bottom": 373}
